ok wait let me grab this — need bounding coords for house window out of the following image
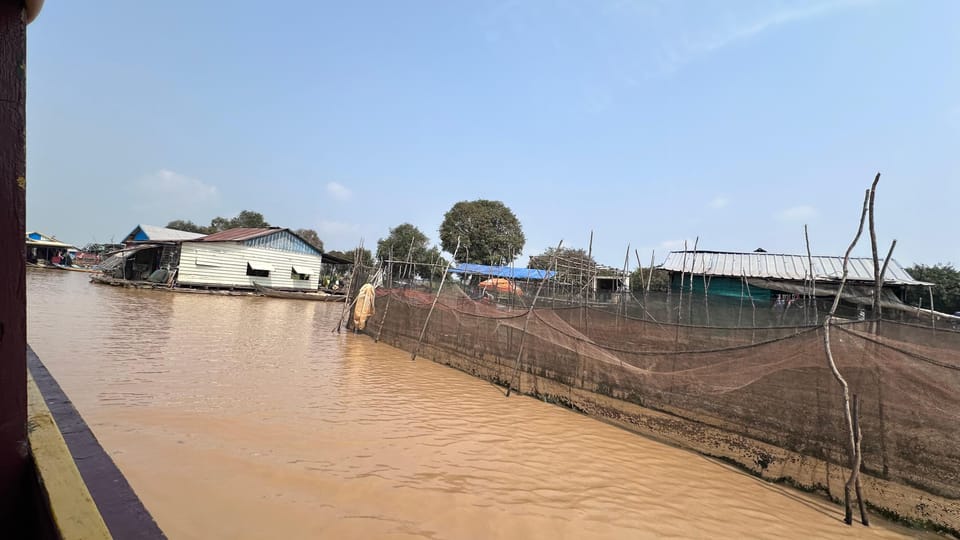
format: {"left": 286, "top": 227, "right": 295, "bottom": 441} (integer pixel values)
{"left": 291, "top": 266, "right": 311, "bottom": 280}
{"left": 247, "top": 261, "right": 272, "bottom": 277}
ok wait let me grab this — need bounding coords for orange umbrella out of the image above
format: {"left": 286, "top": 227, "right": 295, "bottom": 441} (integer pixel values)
{"left": 479, "top": 278, "right": 523, "bottom": 296}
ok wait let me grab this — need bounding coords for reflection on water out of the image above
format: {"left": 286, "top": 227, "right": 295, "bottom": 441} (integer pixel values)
{"left": 27, "top": 270, "right": 918, "bottom": 539}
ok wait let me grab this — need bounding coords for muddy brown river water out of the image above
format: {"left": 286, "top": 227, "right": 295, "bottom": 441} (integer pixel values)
{"left": 27, "top": 270, "right": 926, "bottom": 539}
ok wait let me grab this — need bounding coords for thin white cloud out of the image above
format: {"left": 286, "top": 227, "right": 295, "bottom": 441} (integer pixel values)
{"left": 326, "top": 181, "right": 352, "bottom": 201}
{"left": 708, "top": 196, "right": 730, "bottom": 209}
{"left": 778, "top": 205, "right": 818, "bottom": 222}
{"left": 138, "top": 169, "right": 218, "bottom": 203}
{"left": 659, "top": 0, "right": 875, "bottom": 74}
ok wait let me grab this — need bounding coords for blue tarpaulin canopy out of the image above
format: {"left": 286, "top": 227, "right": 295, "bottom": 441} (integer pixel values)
{"left": 448, "top": 263, "right": 556, "bottom": 280}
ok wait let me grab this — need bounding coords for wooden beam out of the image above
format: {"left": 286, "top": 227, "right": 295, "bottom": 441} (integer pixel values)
{"left": 0, "top": 0, "right": 28, "bottom": 524}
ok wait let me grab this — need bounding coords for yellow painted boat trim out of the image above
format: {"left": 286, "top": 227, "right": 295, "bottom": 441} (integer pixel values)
{"left": 27, "top": 373, "right": 112, "bottom": 540}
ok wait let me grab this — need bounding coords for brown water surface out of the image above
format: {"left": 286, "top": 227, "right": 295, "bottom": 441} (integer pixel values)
{"left": 27, "top": 270, "right": 922, "bottom": 539}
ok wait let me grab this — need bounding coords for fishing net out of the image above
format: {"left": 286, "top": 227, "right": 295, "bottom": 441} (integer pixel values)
{"left": 367, "top": 284, "right": 960, "bottom": 521}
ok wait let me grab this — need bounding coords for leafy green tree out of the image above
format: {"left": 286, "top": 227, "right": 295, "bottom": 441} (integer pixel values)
{"left": 208, "top": 216, "right": 231, "bottom": 232}
{"left": 294, "top": 228, "right": 324, "bottom": 251}
{"left": 904, "top": 263, "right": 960, "bottom": 314}
{"left": 630, "top": 267, "right": 671, "bottom": 292}
{"left": 377, "top": 223, "right": 446, "bottom": 279}
{"left": 327, "top": 248, "right": 373, "bottom": 268}
{"left": 529, "top": 247, "right": 595, "bottom": 288}
{"left": 226, "top": 210, "right": 270, "bottom": 229}
{"left": 165, "top": 219, "right": 208, "bottom": 234}
{"left": 439, "top": 199, "right": 524, "bottom": 264}
{"left": 168, "top": 210, "right": 272, "bottom": 234}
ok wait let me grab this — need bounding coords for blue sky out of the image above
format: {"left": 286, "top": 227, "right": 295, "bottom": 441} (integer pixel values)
{"left": 26, "top": 1, "right": 959, "bottom": 268}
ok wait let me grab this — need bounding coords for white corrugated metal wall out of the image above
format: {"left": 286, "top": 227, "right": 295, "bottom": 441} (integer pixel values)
{"left": 176, "top": 242, "right": 322, "bottom": 290}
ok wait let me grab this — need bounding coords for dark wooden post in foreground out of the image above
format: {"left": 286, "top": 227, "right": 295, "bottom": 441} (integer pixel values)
{"left": 0, "top": 0, "right": 28, "bottom": 527}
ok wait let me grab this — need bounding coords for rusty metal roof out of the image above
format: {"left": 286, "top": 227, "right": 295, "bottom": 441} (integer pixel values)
{"left": 198, "top": 228, "right": 282, "bottom": 242}
{"left": 660, "top": 251, "right": 930, "bottom": 286}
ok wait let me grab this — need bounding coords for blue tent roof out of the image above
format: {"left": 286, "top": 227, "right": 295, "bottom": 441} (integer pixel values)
{"left": 448, "top": 263, "right": 556, "bottom": 280}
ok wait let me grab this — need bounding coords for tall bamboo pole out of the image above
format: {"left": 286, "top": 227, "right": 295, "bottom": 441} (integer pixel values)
{"left": 822, "top": 189, "right": 870, "bottom": 526}
{"left": 506, "top": 240, "right": 563, "bottom": 397}
{"left": 411, "top": 239, "right": 460, "bottom": 361}
{"left": 804, "top": 224, "right": 818, "bottom": 325}
{"left": 868, "top": 173, "right": 882, "bottom": 324}
{"left": 688, "top": 237, "right": 699, "bottom": 324}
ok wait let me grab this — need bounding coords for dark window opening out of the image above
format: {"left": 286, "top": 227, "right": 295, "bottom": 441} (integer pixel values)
{"left": 247, "top": 263, "right": 269, "bottom": 277}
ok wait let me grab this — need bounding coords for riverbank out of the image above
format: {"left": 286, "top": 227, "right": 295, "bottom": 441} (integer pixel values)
{"left": 366, "top": 287, "right": 960, "bottom": 536}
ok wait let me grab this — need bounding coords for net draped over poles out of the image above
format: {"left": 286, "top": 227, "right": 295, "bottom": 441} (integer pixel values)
{"left": 367, "top": 284, "right": 960, "bottom": 529}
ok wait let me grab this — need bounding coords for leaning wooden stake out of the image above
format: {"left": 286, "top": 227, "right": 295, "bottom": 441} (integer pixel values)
{"left": 853, "top": 395, "right": 870, "bottom": 526}
{"left": 635, "top": 249, "right": 646, "bottom": 305}
{"left": 804, "top": 224, "right": 818, "bottom": 325}
{"left": 619, "top": 244, "right": 630, "bottom": 325}
{"left": 647, "top": 250, "right": 655, "bottom": 292}
{"left": 411, "top": 238, "right": 459, "bottom": 361}
{"left": 928, "top": 287, "right": 937, "bottom": 331}
{"left": 822, "top": 188, "right": 870, "bottom": 526}
{"left": 868, "top": 173, "right": 882, "bottom": 325}
{"left": 334, "top": 242, "right": 364, "bottom": 333}
{"left": 506, "top": 240, "right": 563, "bottom": 397}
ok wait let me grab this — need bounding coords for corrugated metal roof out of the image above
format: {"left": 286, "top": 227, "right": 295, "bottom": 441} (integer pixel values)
{"left": 25, "top": 232, "right": 76, "bottom": 249}
{"left": 660, "top": 251, "right": 930, "bottom": 286}
{"left": 199, "top": 228, "right": 281, "bottom": 242}
{"left": 125, "top": 225, "right": 206, "bottom": 243}
{"left": 448, "top": 263, "right": 556, "bottom": 280}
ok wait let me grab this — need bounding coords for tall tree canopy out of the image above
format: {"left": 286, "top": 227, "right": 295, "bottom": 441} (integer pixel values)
{"left": 904, "top": 263, "right": 960, "bottom": 314}
{"left": 165, "top": 219, "right": 207, "bottom": 234}
{"left": 326, "top": 248, "right": 373, "bottom": 268}
{"left": 439, "top": 200, "right": 524, "bottom": 264}
{"left": 294, "top": 228, "right": 324, "bottom": 251}
{"left": 629, "top": 267, "right": 671, "bottom": 292}
{"left": 377, "top": 223, "right": 445, "bottom": 279}
{"left": 166, "top": 210, "right": 271, "bottom": 235}
{"left": 528, "top": 247, "right": 596, "bottom": 288}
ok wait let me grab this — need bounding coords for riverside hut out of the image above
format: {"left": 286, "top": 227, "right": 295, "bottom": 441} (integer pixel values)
{"left": 660, "top": 250, "right": 931, "bottom": 315}
{"left": 176, "top": 228, "right": 324, "bottom": 290}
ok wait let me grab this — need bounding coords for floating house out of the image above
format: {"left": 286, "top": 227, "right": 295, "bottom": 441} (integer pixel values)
{"left": 660, "top": 250, "right": 931, "bottom": 312}
{"left": 176, "top": 228, "right": 324, "bottom": 290}
{"left": 113, "top": 224, "right": 207, "bottom": 280}
{"left": 100, "top": 225, "right": 352, "bottom": 291}
{"left": 25, "top": 232, "right": 76, "bottom": 264}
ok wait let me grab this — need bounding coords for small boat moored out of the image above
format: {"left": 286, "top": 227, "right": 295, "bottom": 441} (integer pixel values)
{"left": 253, "top": 282, "right": 346, "bottom": 302}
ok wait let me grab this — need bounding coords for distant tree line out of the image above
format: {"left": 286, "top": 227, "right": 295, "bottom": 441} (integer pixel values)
{"left": 904, "top": 263, "right": 960, "bottom": 314}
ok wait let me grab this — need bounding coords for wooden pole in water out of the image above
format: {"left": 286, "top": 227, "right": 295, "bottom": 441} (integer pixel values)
{"left": 411, "top": 239, "right": 459, "bottom": 361}
{"left": 334, "top": 242, "right": 363, "bottom": 333}
{"left": 506, "top": 240, "right": 563, "bottom": 397}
